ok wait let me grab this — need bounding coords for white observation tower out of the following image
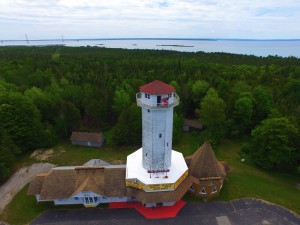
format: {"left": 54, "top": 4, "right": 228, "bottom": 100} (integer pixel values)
{"left": 138, "top": 80, "right": 179, "bottom": 171}
{"left": 126, "top": 80, "right": 188, "bottom": 202}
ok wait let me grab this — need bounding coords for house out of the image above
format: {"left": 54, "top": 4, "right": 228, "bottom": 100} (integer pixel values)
{"left": 70, "top": 132, "right": 105, "bottom": 148}
{"left": 183, "top": 119, "right": 203, "bottom": 132}
{"left": 27, "top": 141, "right": 225, "bottom": 207}
{"left": 28, "top": 80, "right": 226, "bottom": 211}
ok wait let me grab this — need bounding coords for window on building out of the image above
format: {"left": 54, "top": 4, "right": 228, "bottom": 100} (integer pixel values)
{"left": 211, "top": 187, "right": 217, "bottom": 194}
{"left": 159, "top": 134, "right": 162, "bottom": 138}
{"left": 74, "top": 197, "right": 79, "bottom": 200}
{"left": 189, "top": 186, "right": 194, "bottom": 192}
{"left": 85, "top": 197, "right": 90, "bottom": 203}
{"left": 89, "top": 197, "right": 93, "bottom": 203}
{"left": 167, "top": 142, "right": 168, "bottom": 146}
{"left": 148, "top": 94, "right": 150, "bottom": 99}
{"left": 94, "top": 197, "right": 98, "bottom": 202}
{"left": 147, "top": 109, "right": 150, "bottom": 113}
{"left": 200, "top": 187, "right": 206, "bottom": 195}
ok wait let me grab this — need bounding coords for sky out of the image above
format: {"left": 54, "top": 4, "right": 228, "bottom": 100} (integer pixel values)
{"left": 1, "top": 0, "right": 300, "bottom": 40}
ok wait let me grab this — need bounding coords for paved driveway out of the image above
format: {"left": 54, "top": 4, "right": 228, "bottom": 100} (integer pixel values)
{"left": 31, "top": 198, "right": 300, "bottom": 225}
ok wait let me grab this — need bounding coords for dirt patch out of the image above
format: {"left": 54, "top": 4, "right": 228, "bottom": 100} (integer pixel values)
{"left": 30, "top": 149, "right": 54, "bottom": 161}
{"left": 30, "top": 146, "right": 66, "bottom": 161}
{"left": 0, "top": 163, "right": 55, "bottom": 215}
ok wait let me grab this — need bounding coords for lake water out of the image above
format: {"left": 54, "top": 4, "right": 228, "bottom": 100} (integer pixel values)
{"left": 1, "top": 39, "right": 300, "bottom": 58}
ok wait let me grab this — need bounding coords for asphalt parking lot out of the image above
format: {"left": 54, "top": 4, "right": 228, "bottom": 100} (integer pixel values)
{"left": 31, "top": 198, "right": 300, "bottom": 225}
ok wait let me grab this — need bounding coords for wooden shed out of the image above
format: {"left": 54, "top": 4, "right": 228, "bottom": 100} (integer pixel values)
{"left": 183, "top": 119, "right": 203, "bottom": 132}
{"left": 70, "top": 132, "right": 105, "bottom": 148}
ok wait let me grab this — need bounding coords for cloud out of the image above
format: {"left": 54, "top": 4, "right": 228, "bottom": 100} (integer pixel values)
{"left": 0, "top": 0, "right": 300, "bottom": 39}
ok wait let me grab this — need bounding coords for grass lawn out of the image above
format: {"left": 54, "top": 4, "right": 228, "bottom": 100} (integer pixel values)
{"left": 1, "top": 133, "right": 299, "bottom": 224}
{"left": 14, "top": 142, "right": 136, "bottom": 168}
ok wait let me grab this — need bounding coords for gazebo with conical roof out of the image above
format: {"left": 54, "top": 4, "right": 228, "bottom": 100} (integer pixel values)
{"left": 186, "top": 141, "right": 226, "bottom": 198}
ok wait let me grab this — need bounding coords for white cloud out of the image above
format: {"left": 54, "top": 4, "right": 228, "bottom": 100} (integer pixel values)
{"left": 0, "top": 0, "right": 299, "bottom": 39}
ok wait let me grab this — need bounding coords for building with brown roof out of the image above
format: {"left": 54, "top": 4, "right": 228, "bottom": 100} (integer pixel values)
{"left": 70, "top": 132, "right": 105, "bottom": 148}
{"left": 28, "top": 80, "right": 227, "bottom": 209}
{"left": 28, "top": 163, "right": 129, "bottom": 207}
{"left": 186, "top": 141, "right": 226, "bottom": 198}
{"left": 183, "top": 119, "right": 203, "bottom": 132}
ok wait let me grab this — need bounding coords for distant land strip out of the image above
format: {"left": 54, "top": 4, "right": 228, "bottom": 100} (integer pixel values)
{"left": 156, "top": 44, "right": 194, "bottom": 47}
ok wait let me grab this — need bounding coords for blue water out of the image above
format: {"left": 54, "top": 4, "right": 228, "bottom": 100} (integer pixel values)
{"left": 1, "top": 38, "right": 299, "bottom": 58}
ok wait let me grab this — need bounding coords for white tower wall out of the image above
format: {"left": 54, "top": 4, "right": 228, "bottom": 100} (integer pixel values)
{"left": 142, "top": 107, "right": 173, "bottom": 170}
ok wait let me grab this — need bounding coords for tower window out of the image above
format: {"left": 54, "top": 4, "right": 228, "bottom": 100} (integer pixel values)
{"left": 159, "top": 134, "right": 162, "bottom": 138}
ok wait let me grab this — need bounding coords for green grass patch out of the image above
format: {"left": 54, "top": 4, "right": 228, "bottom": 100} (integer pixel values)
{"left": 15, "top": 142, "right": 137, "bottom": 167}
{"left": 214, "top": 140, "right": 300, "bottom": 214}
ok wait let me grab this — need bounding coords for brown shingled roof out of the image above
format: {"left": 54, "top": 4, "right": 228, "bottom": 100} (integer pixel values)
{"left": 70, "top": 132, "right": 103, "bottom": 143}
{"left": 103, "top": 167, "right": 126, "bottom": 197}
{"left": 189, "top": 141, "right": 225, "bottom": 179}
{"left": 27, "top": 173, "right": 47, "bottom": 195}
{"left": 33, "top": 166, "right": 126, "bottom": 200}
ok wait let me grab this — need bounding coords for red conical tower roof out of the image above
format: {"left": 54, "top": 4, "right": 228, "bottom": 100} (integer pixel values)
{"left": 140, "top": 80, "right": 175, "bottom": 95}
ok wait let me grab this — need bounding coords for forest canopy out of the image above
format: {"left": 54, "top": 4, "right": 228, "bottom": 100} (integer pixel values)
{"left": 0, "top": 46, "right": 299, "bottom": 181}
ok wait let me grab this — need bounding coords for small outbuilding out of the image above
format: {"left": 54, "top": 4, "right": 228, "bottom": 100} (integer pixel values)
{"left": 70, "top": 132, "right": 105, "bottom": 148}
{"left": 183, "top": 119, "right": 203, "bottom": 132}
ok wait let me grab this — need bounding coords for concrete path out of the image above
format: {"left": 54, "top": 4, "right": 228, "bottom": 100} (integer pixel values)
{"left": 31, "top": 198, "right": 300, "bottom": 225}
{"left": 0, "top": 163, "right": 55, "bottom": 214}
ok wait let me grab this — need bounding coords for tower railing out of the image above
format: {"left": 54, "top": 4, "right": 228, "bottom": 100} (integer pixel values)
{"left": 136, "top": 93, "right": 180, "bottom": 109}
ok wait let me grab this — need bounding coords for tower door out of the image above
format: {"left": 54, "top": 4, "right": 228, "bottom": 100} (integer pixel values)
{"left": 157, "top": 96, "right": 161, "bottom": 105}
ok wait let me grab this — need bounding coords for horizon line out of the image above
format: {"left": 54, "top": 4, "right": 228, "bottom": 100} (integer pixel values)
{"left": 1, "top": 37, "right": 300, "bottom": 42}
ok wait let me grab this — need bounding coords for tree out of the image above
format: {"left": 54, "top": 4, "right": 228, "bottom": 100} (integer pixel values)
{"left": 0, "top": 128, "right": 16, "bottom": 181}
{"left": 252, "top": 86, "right": 273, "bottom": 126}
{"left": 173, "top": 113, "right": 183, "bottom": 144}
{"left": 112, "top": 88, "right": 131, "bottom": 113}
{"left": 24, "top": 87, "right": 57, "bottom": 123}
{"left": 197, "top": 88, "right": 226, "bottom": 144}
{"left": 233, "top": 96, "right": 253, "bottom": 135}
{"left": 111, "top": 103, "right": 141, "bottom": 146}
{"left": 0, "top": 90, "right": 47, "bottom": 151}
{"left": 191, "top": 80, "right": 210, "bottom": 105}
{"left": 249, "top": 117, "right": 298, "bottom": 170}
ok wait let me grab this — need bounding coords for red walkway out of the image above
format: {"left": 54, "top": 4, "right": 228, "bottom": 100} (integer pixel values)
{"left": 109, "top": 200, "right": 186, "bottom": 219}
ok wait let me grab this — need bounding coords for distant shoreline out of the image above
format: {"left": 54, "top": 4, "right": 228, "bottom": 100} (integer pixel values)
{"left": 1, "top": 38, "right": 300, "bottom": 42}
{"left": 156, "top": 44, "right": 194, "bottom": 47}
